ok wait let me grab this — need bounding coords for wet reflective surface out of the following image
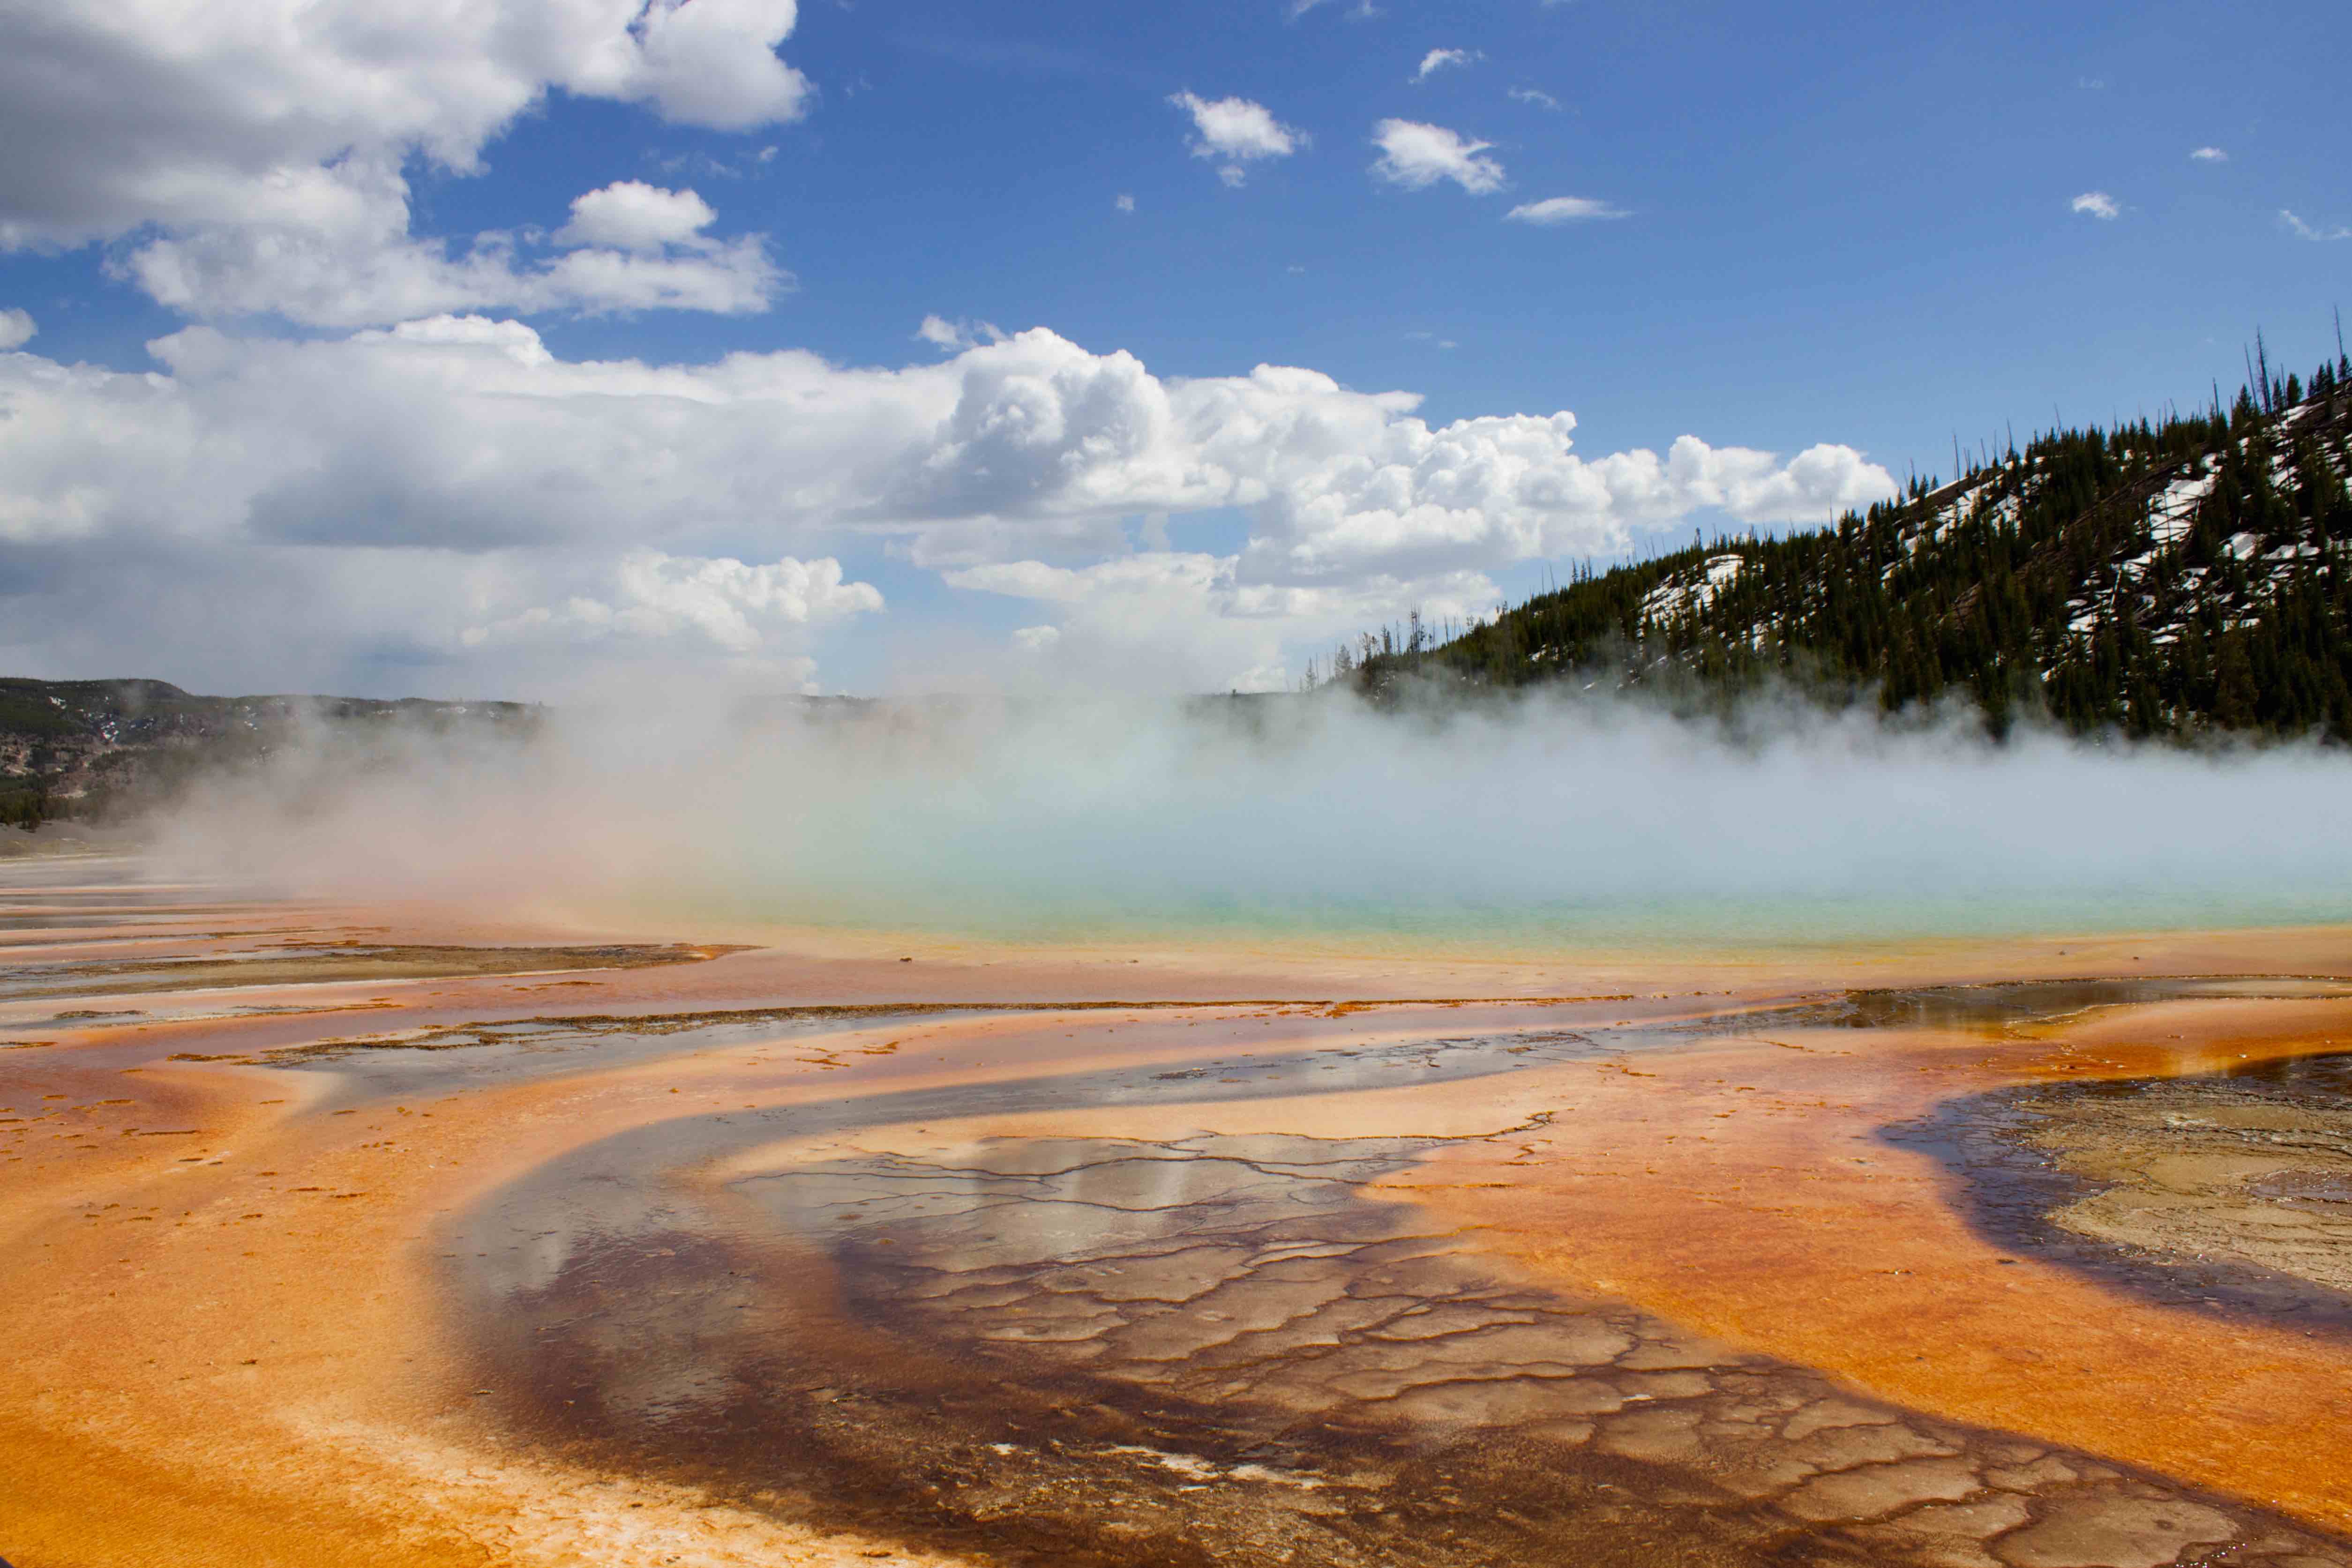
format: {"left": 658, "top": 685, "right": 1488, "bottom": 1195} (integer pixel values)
{"left": 1920, "top": 1048, "right": 2352, "bottom": 1330}
{"left": 1812, "top": 977, "right": 2352, "bottom": 1033}
{"left": 450, "top": 1028, "right": 2352, "bottom": 1566}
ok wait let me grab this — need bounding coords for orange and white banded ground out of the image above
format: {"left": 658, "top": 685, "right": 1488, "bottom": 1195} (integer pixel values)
{"left": 6, "top": 853, "right": 2352, "bottom": 1568}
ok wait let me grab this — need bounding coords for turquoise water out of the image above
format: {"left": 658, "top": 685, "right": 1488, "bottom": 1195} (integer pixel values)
{"left": 187, "top": 697, "right": 2352, "bottom": 954}
{"left": 650, "top": 868, "right": 2352, "bottom": 952}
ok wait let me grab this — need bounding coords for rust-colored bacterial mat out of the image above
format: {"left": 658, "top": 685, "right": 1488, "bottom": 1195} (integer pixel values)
{"left": 7, "top": 857, "right": 2352, "bottom": 1568}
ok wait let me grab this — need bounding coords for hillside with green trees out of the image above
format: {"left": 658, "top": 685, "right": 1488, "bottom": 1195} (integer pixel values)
{"left": 1315, "top": 337, "right": 2352, "bottom": 740}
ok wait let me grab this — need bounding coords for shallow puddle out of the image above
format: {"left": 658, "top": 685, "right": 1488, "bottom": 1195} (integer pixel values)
{"left": 1917, "top": 1047, "right": 2352, "bottom": 1329}
{"left": 1823, "top": 977, "right": 2352, "bottom": 1033}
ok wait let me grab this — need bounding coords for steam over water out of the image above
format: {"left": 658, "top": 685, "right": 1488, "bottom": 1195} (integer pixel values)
{"left": 160, "top": 691, "right": 2352, "bottom": 945}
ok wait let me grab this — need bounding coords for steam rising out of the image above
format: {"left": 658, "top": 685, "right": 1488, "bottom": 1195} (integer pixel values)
{"left": 155, "top": 692, "right": 2352, "bottom": 947}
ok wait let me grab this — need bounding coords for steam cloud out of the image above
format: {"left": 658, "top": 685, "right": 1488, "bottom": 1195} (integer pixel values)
{"left": 154, "top": 691, "right": 2352, "bottom": 946}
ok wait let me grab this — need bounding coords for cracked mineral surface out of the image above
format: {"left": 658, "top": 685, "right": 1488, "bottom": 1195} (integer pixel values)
{"left": 458, "top": 1122, "right": 2352, "bottom": 1567}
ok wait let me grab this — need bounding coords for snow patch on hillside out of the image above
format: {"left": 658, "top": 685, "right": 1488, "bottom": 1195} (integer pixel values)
{"left": 1640, "top": 554, "right": 1746, "bottom": 622}
{"left": 2149, "top": 463, "right": 2217, "bottom": 545}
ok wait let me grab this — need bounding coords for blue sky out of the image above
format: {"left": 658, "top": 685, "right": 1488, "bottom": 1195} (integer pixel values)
{"left": 0, "top": 0, "right": 2345, "bottom": 698}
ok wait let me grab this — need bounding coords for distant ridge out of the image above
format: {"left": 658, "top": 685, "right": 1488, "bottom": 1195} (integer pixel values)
{"left": 0, "top": 679, "right": 534, "bottom": 829}
{"left": 1323, "top": 342, "right": 2352, "bottom": 739}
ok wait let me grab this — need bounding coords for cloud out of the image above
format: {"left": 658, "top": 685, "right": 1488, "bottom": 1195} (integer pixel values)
{"left": 581, "top": 0, "right": 813, "bottom": 130}
{"left": 115, "top": 167, "right": 784, "bottom": 325}
{"left": 947, "top": 552, "right": 1502, "bottom": 691}
{"left": 1115, "top": 193, "right": 1137, "bottom": 213}
{"left": 1218, "top": 391, "right": 1895, "bottom": 582}
{"left": 916, "top": 315, "right": 1006, "bottom": 352}
{"left": 554, "top": 182, "right": 718, "bottom": 254}
{"left": 3, "top": 1, "right": 810, "bottom": 242}
{"left": 0, "top": 320, "right": 1895, "bottom": 568}
{"left": 1505, "top": 196, "right": 1626, "bottom": 225}
{"left": 0, "top": 322, "right": 1892, "bottom": 570}
{"left": 0, "top": 317, "right": 1892, "bottom": 693}
{"left": 2281, "top": 209, "right": 2352, "bottom": 242}
{"left": 652, "top": 143, "right": 784, "bottom": 182}
{"left": 2189, "top": 147, "right": 2228, "bottom": 163}
{"left": 1508, "top": 87, "right": 1561, "bottom": 110}
{"left": 1370, "top": 119, "right": 1505, "bottom": 194}
{"left": 2070, "top": 191, "right": 2120, "bottom": 220}
{"left": 1413, "top": 48, "right": 1481, "bottom": 83}
{"left": 0, "top": 0, "right": 807, "bottom": 325}
{"left": 1169, "top": 92, "right": 1306, "bottom": 186}
{"left": 0, "top": 307, "right": 32, "bottom": 350}
{"left": 527, "top": 235, "right": 780, "bottom": 316}
{"left": 464, "top": 551, "right": 881, "bottom": 654}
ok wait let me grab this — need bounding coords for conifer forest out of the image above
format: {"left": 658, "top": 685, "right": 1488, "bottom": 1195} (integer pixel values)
{"left": 1318, "top": 338, "right": 2352, "bottom": 741}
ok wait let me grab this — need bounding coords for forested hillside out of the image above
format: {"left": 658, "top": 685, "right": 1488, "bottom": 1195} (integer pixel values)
{"left": 1322, "top": 343, "right": 2352, "bottom": 739}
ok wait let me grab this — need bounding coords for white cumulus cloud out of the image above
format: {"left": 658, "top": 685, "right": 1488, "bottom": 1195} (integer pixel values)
{"left": 465, "top": 551, "right": 881, "bottom": 654}
{"left": 118, "top": 168, "right": 782, "bottom": 325}
{"left": 948, "top": 553, "right": 1502, "bottom": 692}
{"left": 916, "top": 315, "right": 1006, "bottom": 352}
{"left": 1210, "top": 387, "right": 1894, "bottom": 582}
{"left": 0, "top": 307, "right": 33, "bottom": 350}
{"left": 0, "top": 0, "right": 808, "bottom": 325}
{"left": 1169, "top": 91, "right": 1305, "bottom": 186}
{"left": 0, "top": 316, "right": 1893, "bottom": 693}
{"left": 2189, "top": 147, "right": 2228, "bottom": 163}
{"left": 0, "top": 321, "right": 1895, "bottom": 569}
{"left": 554, "top": 181, "right": 718, "bottom": 254}
{"left": 2071, "top": 191, "right": 2120, "bottom": 220}
{"left": 0, "top": 319, "right": 1895, "bottom": 568}
{"left": 1371, "top": 119, "right": 1505, "bottom": 194}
